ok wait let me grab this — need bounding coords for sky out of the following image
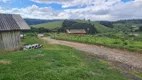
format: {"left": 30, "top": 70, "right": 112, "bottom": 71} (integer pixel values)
{"left": 0, "top": 0, "right": 142, "bottom": 21}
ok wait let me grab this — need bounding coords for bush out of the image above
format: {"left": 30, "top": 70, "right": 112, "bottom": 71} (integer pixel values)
{"left": 123, "top": 42, "right": 128, "bottom": 46}
{"left": 53, "top": 34, "right": 142, "bottom": 52}
{"left": 113, "top": 41, "right": 121, "bottom": 44}
{"left": 127, "top": 46, "right": 137, "bottom": 51}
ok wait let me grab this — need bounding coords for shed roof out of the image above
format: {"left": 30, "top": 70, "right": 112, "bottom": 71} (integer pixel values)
{"left": 66, "top": 29, "right": 86, "bottom": 34}
{"left": 0, "top": 14, "right": 30, "bottom": 31}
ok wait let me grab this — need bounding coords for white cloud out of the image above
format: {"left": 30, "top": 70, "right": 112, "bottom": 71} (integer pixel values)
{"left": 31, "top": 0, "right": 94, "bottom": 8}
{"left": 0, "top": 0, "right": 142, "bottom": 21}
{"left": 60, "top": 0, "right": 142, "bottom": 21}
{"left": 110, "top": 0, "right": 142, "bottom": 20}
{"left": 31, "top": 0, "right": 123, "bottom": 8}
{"left": 0, "top": 5, "right": 69, "bottom": 19}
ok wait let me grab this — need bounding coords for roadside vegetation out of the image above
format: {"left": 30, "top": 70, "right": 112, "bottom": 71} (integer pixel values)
{"left": 0, "top": 33, "right": 130, "bottom": 80}
{"left": 52, "top": 33, "right": 142, "bottom": 52}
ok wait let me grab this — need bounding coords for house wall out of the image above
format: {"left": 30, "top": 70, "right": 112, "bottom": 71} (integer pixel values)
{"left": 0, "top": 31, "right": 21, "bottom": 51}
{"left": 66, "top": 33, "right": 86, "bottom": 36}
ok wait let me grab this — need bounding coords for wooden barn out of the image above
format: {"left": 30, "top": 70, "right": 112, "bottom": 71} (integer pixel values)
{"left": 0, "top": 14, "right": 30, "bottom": 51}
{"left": 66, "top": 29, "right": 87, "bottom": 35}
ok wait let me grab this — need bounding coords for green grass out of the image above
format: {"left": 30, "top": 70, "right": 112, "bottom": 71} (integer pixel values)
{"left": 132, "top": 71, "right": 142, "bottom": 79}
{"left": 53, "top": 34, "right": 142, "bottom": 52}
{"left": 75, "top": 20, "right": 112, "bottom": 33}
{"left": 33, "top": 21, "right": 63, "bottom": 29}
{"left": 0, "top": 34, "right": 129, "bottom": 80}
{"left": 92, "top": 22, "right": 112, "bottom": 33}
{"left": 112, "top": 22, "right": 141, "bottom": 32}
{"left": 33, "top": 20, "right": 112, "bottom": 33}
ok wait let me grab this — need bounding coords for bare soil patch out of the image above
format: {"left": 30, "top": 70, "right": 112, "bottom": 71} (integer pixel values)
{"left": 0, "top": 60, "right": 11, "bottom": 64}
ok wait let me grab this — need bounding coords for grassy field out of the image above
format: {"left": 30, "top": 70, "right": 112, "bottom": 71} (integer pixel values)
{"left": 33, "top": 21, "right": 63, "bottom": 29}
{"left": 75, "top": 20, "right": 112, "bottom": 33}
{"left": 33, "top": 20, "right": 112, "bottom": 33}
{"left": 112, "top": 22, "right": 142, "bottom": 32}
{"left": 53, "top": 34, "right": 142, "bottom": 52}
{"left": 0, "top": 33, "right": 131, "bottom": 80}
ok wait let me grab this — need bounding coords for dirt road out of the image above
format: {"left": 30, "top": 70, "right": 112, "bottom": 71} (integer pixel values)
{"left": 42, "top": 37, "right": 142, "bottom": 71}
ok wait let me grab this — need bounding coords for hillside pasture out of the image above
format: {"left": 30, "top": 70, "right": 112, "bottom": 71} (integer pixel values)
{"left": 0, "top": 33, "right": 130, "bottom": 80}
{"left": 33, "top": 21, "right": 63, "bottom": 30}
{"left": 33, "top": 20, "right": 112, "bottom": 33}
{"left": 75, "top": 20, "right": 112, "bottom": 33}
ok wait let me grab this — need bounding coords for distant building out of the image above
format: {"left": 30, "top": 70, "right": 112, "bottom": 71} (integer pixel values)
{"left": 0, "top": 14, "right": 30, "bottom": 51}
{"left": 38, "top": 34, "right": 44, "bottom": 38}
{"left": 66, "top": 29, "right": 87, "bottom": 35}
{"left": 128, "top": 33, "right": 139, "bottom": 37}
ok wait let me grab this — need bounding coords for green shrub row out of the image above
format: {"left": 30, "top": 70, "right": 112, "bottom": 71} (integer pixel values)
{"left": 53, "top": 34, "right": 142, "bottom": 52}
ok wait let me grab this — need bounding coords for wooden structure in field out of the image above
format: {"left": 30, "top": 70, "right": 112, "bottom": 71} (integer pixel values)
{"left": 66, "top": 29, "right": 87, "bottom": 35}
{"left": 0, "top": 14, "right": 30, "bottom": 51}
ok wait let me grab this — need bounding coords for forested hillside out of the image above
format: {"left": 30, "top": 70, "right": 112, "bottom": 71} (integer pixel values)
{"left": 24, "top": 18, "right": 63, "bottom": 25}
{"left": 33, "top": 19, "right": 112, "bottom": 33}
{"left": 61, "top": 20, "right": 97, "bottom": 34}
{"left": 30, "top": 19, "right": 142, "bottom": 33}
{"left": 75, "top": 20, "right": 112, "bottom": 33}
{"left": 99, "top": 19, "right": 142, "bottom": 32}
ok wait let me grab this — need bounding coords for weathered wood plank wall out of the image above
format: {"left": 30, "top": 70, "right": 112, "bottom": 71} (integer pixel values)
{"left": 0, "top": 31, "right": 21, "bottom": 51}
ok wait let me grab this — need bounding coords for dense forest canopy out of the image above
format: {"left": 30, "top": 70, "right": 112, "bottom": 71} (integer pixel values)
{"left": 61, "top": 20, "right": 97, "bottom": 34}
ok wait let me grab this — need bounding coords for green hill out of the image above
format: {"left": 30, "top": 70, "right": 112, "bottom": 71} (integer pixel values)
{"left": 33, "top": 20, "right": 112, "bottom": 33}
{"left": 75, "top": 20, "right": 112, "bottom": 33}
{"left": 32, "top": 19, "right": 142, "bottom": 33}
{"left": 33, "top": 21, "right": 63, "bottom": 29}
{"left": 92, "top": 22, "right": 112, "bottom": 33}
{"left": 112, "top": 22, "right": 142, "bottom": 32}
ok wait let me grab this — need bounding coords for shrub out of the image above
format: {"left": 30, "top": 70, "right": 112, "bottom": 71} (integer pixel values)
{"left": 113, "top": 41, "right": 121, "bottom": 44}
{"left": 53, "top": 34, "right": 142, "bottom": 52}
{"left": 123, "top": 42, "right": 128, "bottom": 46}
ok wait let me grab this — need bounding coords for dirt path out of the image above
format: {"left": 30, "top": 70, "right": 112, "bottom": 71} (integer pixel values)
{"left": 42, "top": 37, "right": 142, "bottom": 71}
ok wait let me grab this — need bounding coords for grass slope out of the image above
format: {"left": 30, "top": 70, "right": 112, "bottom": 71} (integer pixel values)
{"left": 33, "top": 20, "right": 112, "bottom": 33}
{"left": 33, "top": 21, "right": 63, "bottom": 29}
{"left": 75, "top": 20, "right": 112, "bottom": 33}
{"left": 0, "top": 34, "right": 129, "bottom": 80}
{"left": 93, "top": 22, "right": 112, "bottom": 33}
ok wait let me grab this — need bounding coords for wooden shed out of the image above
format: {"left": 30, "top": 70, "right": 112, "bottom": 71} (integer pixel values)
{"left": 0, "top": 14, "right": 30, "bottom": 51}
{"left": 66, "top": 29, "right": 87, "bottom": 35}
